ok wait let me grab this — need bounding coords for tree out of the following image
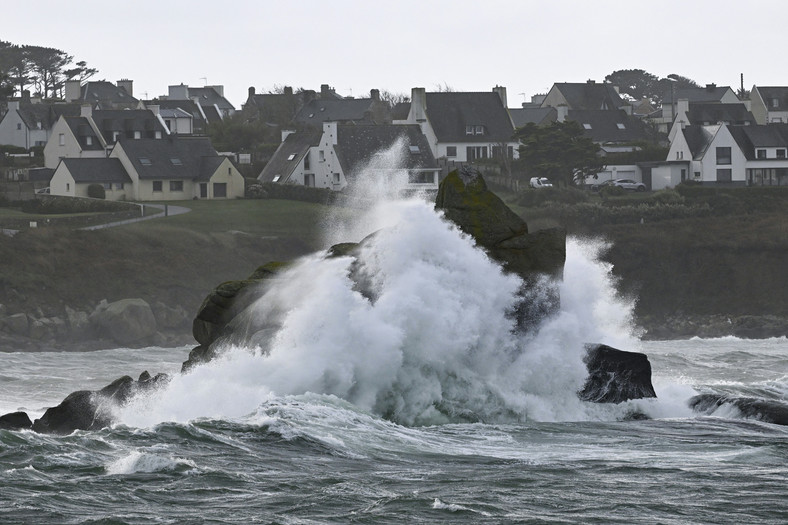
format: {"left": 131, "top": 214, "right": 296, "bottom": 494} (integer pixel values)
{"left": 26, "top": 45, "right": 72, "bottom": 98}
{"left": 605, "top": 69, "right": 660, "bottom": 102}
{"left": 515, "top": 121, "right": 605, "bottom": 187}
{"left": 64, "top": 60, "right": 97, "bottom": 84}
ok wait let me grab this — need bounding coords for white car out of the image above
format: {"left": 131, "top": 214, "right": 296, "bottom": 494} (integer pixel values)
{"left": 612, "top": 179, "right": 647, "bottom": 192}
{"left": 530, "top": 177, "right": 553, "bottom": 189}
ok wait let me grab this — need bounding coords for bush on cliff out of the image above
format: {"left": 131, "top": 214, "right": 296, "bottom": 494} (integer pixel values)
{"left": 87, "top": 184, "right": 106, "bottom": 200}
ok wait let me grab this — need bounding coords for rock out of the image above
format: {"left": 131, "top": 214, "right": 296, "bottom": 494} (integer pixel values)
{"left": 689, "top": 394, "right": 788, "bottom": 426}
{"left": 3, "top": 313, "right": 30, "bottom": 337}
{"left": 28, "top": 317, "right": 54, "bottom": 341}
{"left": 89, "top": 298, "right": 157, "bottom": 346}
{"left": 0, "top": 411, "right": 32, "bottom": 430}
{"left": 65, "top": 305, "right": 91, "bottom": 339}
{"left": 152, "top": 301, "right": 190, "bottom": 331}
{"left": 31, "top": 372, "right": 170, "bottom": 434}
{"left": 579, "top": 344, "right": 657, "bottom": 403}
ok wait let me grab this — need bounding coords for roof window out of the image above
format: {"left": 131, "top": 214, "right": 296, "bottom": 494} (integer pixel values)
{"left": 170, "top": 158, "right": 183, "bottom": 166}
{"left": 287, "top": 154, "right": 296, "bottom": 161}
{"left": 583, "top": 123, "right": 592, "bottom": 130}
{"left": 139, "top": 157, "right": 151, "bottom": 166}
{"left": 409, "top": 145, "right": 420, "bottom": 154}
{"left": 272, "top": 175, "right": 281, "bottom": 182}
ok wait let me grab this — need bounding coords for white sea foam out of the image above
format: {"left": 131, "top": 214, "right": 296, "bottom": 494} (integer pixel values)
{"left": 105, "top": 450, "right": 196, "bottom": 475}
{"left": 117, "top": 142, "right": 648, "bottom": 428}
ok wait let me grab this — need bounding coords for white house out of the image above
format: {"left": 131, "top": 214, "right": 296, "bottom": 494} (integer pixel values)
{"left": 0, "top": 99, "right": 79, "bottom": 149}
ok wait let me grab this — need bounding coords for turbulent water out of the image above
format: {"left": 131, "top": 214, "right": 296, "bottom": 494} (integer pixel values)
{"left": 1, "top": 162, "right": 787, "bottom": 523}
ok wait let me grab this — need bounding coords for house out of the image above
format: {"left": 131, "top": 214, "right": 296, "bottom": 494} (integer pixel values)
{"left": 671, "top": 99, "right": 755, "bottom": 129}
{"left": 564, "top": 109, "right": 652, "bottom": 154}
{"left": 509, "top": 107, "right": 557, "bottom": 129}
{"left": 164, "top": 84, "right": 235, "bottom": 119}
{"left": 750, "top": 86, "right": 788, "bottom": 124}
{"left": 49, "top": 136, "right": 244, "bottom": 200}
{"left": 258, "top": 122, "right": 440, "bottom": 192}
{"left": 44, "top": 106, "right": 168, "bottom": 168}
{"left": 0, "top": 98, "right": 80, "bottom": 149}
{"left": 396, "top": 86, "right": 518, "bottom": 163}
{"left": 294, "top": 89, "right": 391, "bottom": 128}
{"left": 659, "top": 84, "right": 739, "bottom": 121}
{"left": 146, "top": 104, "right": 193, "bottom": 134}
{"left": 540, "top": 81, "right": 630, "bottom": 112}
{"left": 64, "top": 79, "right": 139, "bottom": 109}
{"left": 144, "top": 99, "right": 206, "bottom": 133}
{"left": 666, "top": 122, "right": 788, "bottom": 186}
{"left": 242, "top": 86, "right": 314, "bottom": 127}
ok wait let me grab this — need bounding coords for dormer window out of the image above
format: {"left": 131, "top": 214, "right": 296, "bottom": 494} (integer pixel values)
{"left": 86, "top": 136, "right": 93, "bottom": 146}
{"left": 466, "top": 125, "right": 474, "bottom": 135}
{"left": 757, "top": 149, "right": 767, "bottom": 159}
{"left": 777, "top": 149, "right": 786, "bottom": 158}
{"left": 773, "top": 98, "right": 780, "bottom": 108}
{"left": 466, "top": 125, "right": 485, "bottom": 135}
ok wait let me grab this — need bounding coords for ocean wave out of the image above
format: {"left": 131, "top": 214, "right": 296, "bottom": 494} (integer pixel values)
{"left": 104, "top": 450, "right": 196, "bottom": 475}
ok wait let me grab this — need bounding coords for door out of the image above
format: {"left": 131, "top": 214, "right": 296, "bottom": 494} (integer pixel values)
{"left": 200, "top": 183, "right": 207, "bottom": 198}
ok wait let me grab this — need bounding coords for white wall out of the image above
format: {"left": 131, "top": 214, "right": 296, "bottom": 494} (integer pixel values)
{"left": 698, "top": 126, "right": 746, "bottom": 183}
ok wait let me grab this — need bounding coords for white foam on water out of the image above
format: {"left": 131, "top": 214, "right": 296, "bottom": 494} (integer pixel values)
{"left": 105, "top": 450, "right": 196, "bottom": 475}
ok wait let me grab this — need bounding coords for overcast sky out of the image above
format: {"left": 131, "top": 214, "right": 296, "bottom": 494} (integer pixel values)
{"left": 5, "top": 0, "right": 786, "bottom": 108}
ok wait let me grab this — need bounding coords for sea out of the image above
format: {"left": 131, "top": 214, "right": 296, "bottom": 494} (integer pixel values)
{"left": 1, "top": 169, "right": 787, "bottom": 524}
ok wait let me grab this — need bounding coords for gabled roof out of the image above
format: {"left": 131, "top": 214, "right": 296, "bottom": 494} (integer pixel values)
{"left": 753, "top": 87, "right": 788, "bottom": 112}
{"left": 568, "top": 109, "right": 650, "bottom": 144}
{"left": 391, "top": 101, "right": 411, "bottom": 121}
{"left": 258, "top": 131, "right": 321, "bottom": 183}
{"left": 425, "top": 91, "right": 514, "bottom": 142}
{"left": 686, "top": 103, "right": 755, "bottom": 126}
{"left": 17, "top": 102, "right": 80, "bottom": 130}
{"left": 186, "top": 86, "right": 235, "bottom": 111}
{"left": 62, "top": 116, "right": 103, "bottom": 150}
{"left": 60, "top": 158, "right": 131, "bottom": 183}
{"left": 334, "top": 124, "right": 438, "bottom": 180}
{"left": 664, "top": 85, "right": 736, "bottom": 104}
{"left": 158, "top": 107, "right": 192, "bottom": 119}
{"left": 681, "top": 124, "right": 719, "bottom": 160}
{"left": 81, "top": 81, "right": 138, "bottom": 108}
{"left": 548, "top": 82, "right": 628, "bottom": 110}
{"left": 91, "top": 109, "right": 168, "bottom": 140}
{"left": 148, "top": 99, "right": 206, "bottom": 123}
{"left": 509, "top": 107, "right": 557, "bottom": 129}
{"left": 294, "top": 98, "right": 380, "bottom": 125}
{"left": 116, "top": 136, "right": 222, "bottom": 180}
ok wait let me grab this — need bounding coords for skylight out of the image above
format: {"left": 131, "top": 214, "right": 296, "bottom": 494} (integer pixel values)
{"left": 287, "top": 154, "right": 296, "bottom": 161}
{"left": 409, "top": 145, "right": 420, "bottom": 154}
{"left": 139, "top": 157, "right": 151, "bottom": 166}
{"left": 616, "top": 123, "right": 626, "bottom": 129}
{"left": 170, "top": 158, "right": 183, "bottom": 166}
{"left": 583, "top": 123, "right": 592, "bottom": 130}
{"left": 272, "top": 175, "right": 281, "bottom": 182}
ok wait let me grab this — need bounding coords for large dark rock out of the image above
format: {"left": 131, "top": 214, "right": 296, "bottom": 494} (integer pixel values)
{"left": 31, "top": 371, "right": 169, "bottom": 434}
{"left": 579, "top": 344, "right": 657, "bottom": 403}
{"left": 435, "top": 167, "right": 566, "bottom": 280}
{"left": 0, "top": 411, "right": 32, "bottom": 430}
{"left": 89, "top": 298, "right": 157, "bottom": 346}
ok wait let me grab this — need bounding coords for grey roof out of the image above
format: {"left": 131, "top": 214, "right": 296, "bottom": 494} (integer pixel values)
{"left": 334, "top": 124, "right": 438, "bottom": 180}
{"left": 27, "top": 167, "right": 54, "bottom": 182}
{"left": 754, "top": 87, "right": 788, "bottom": 112}
{"left": 663, "top": 85, "right": 735, "bottom": 104}
{"left": 294, "top": 98, "right": 380, "bottom": 125}
{"left": 391, "top": 102, "right": 411, "bottom": 121}
{"left": 158, "top": 107, "right": 192, "bottom": 119}
{"left": 201, "top": 105, "right": 222, "bottom": 123}
{"left": 258, "top": 131, "right": 321, "bottom": 183}
{"left": 686, "top": 103, "right": 755, "bottom": 125}
{"left": 61, "top": 158, "right": 131, "bottom": 183}
{"left": 425, "top": 91, "right": 514, "bottom": 142}
{"left": 17, "top": 102, "right": 80, "bottom": 130}
{"left": 567, "top": 109, "right": 651, "bottom": 144}
{"left": 117, "top": 136, "right": 223, "bottom": 180}
{"left": 185, "top": 87, "right": 235, "bottom": 111}
{"left": 681, "top": 125, "right": 716, "bottom": 160}
{"left": 62, "top": 116, "right": 103, "bottom": 150}
{"left": 509, "top": 107, "right": 557, "bottom": 128}
{"left": 548, "top": 82, "right": 628, "bottom": 110}
{"left": 81, "top": 81, "right": 138, "bottom": 108}
{"left": 147, "top": 99, "right": 207, "bottom": 130}
{"left": 91, "top": 109, "right": 168, "bottom": 142}
{"left": 726, "top": 124, "right": 788, "bottom": 160}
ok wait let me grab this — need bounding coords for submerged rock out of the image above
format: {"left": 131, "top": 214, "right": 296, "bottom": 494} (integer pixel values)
{"left": 689, "top": 394, "right": 788, "bottom": 426}
{"left": 579, "top": 344, "right": 657, "bottom": 403}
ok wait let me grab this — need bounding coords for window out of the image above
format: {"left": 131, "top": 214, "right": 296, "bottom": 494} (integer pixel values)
{"left": 583, "top": 123, "right": 592, "bottom": 130}
{"left": 773, "top": 98, "right": 780, "bottom": 108}
{"left": 115, "top": 183, "right": 124, "bottom": 190}
{"left": 466, "top": 146, "right": 488, "bottom": 161}
{"left": 287, "top": 154, "right": 296, "bottom": 161}
{"left": 303, "top": 154, "right": 310, "bottom": 170}
{"left": 409, "top": 145, "right": 420, "bottom": 154}
{"left": 778, "top": 149, "right": 787, "bottom": 159}
{"left": 757, "top": 149, "right": 767, "bottom": 159}
{"left": 213, "top": 182, "right": 227, "bottom": 197}
{"left": 152, "top": 180, "right": 163, "bottom": 192}
{"left": 66, "top": 183, "right": 70, "bottom": 191}
{"left": 272, "top": 175, "right": 281, "bottom": 182}
{"left": 408, "top": 172, "right": 434, "bottom": 184}
{"left": 165, "top": 120, "right": 172, "bottom": 130}
{"left": 716, "top": 146, "right": 731, "bottom": 165}
{"left": 133, "top": 131, "right": 141, "bottom": 139}
{"left": 59, "top": 133, "right": 65, "bottom": 146}
{"left": 155, "top": 131, "right": 162, "bottom": 139}
{"left": 446, "top": 146, "right": 457, "bottom": 157}
{"left": 333, "top": 173, "right": 340, "bottom": 184}
{"left": 170, "top": 158, "right": 183, "bottom": 166}
{"left": 139, "top": 157, "right": 151, "bottom": 166}
{"left": 103, "top": 182, "right": 112, "bottom": 190}
{"left": 319, "top": 150, "right": 325, "bottom": 162}
{"left": 716, "top": 168, "right": 732, "bottom": 182}
{"left": 616, "top": 123, "right": 626, "bottom": 129}
{"left": 466, "top": 125, "right": 474, "bottom": 135}
{"left": 169, "top": 180, "right": 184, "bottom": 191}
{"left": 86, "top": 136, "right": 93, "bottom": 146}
{"left": 474, "top": 125, "right": 484, "bottom": 135}
{"left": 112, "top": 131, "right": 120, "bottom": 143}
{"left": 16, "top": 123, "right": 21, "bottom": 130}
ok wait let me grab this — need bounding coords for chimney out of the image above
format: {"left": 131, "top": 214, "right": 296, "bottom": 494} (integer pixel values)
{"left": 676, "top": 98, "right": 689, "bottom": 116}
{"left": 281, "top": 129, "right": 295, "bottom": 143}
{"left": 147, "top": 104, "right": 160, "bottom": 116}
{"left": 705, "top": 83, "right": 717, "bottom": 92}
{"left": 321, "top": 84, "right": 331, "bottom": 98}
{"left": 370, "top": 89, "right": 380, "bottom": 101}
{"left": 587, "top": 79, "right": 596, "bottom": 84}
{"left": 64, "top": 80, "right": 81, "bottom": 102}
{"left": 492, "top": 85, "right": 507, "bottom": 107}
{"left": 248, "top": 86, "right": 256, "bottom": 99}
{"left": 116, "top": 79, "right": 133, "bottom": 97}
{"left": 80, "top": 104, "right": 93, "bottom": 118}
{"left": 556, "top": 105, "right": 569, "bottom": 122}
{"left": 168, "top": 84, "right": 189, "bottom": 100}
{"left": 411, "top": 87, "right": 427, "bottom": 122}
{"left": 284, "top": 86, "right": 293, "bottom": 96}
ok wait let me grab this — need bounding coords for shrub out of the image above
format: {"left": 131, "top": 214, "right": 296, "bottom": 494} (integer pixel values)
{"left": 649, "top": 189, "right": 685, "bottom": 205}
{"left": 87, "top": 184, "right": 106, "bottom": 199}
{"left": 599, "top": 185, "right": 627, "bottom": 197}
{"left": 515, "top": 186, "right": 590, "bottom": 207}
{"left": 21, "top": 195, "right": 135, "bottom": 215}
{"left": 259, "top": 182, "right": 338, "bottom": 205}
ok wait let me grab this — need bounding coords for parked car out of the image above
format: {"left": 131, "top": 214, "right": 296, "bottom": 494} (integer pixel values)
{"left": 612, "top": 179, "right": 647, "bottom": 192}
{"left": 530, "top": 177, "right": 553, "bottom": 189}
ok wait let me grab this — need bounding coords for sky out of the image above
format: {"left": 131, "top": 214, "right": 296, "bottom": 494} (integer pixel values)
{"left": 4, "top": 0, "right": 787, "bottom": 109}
